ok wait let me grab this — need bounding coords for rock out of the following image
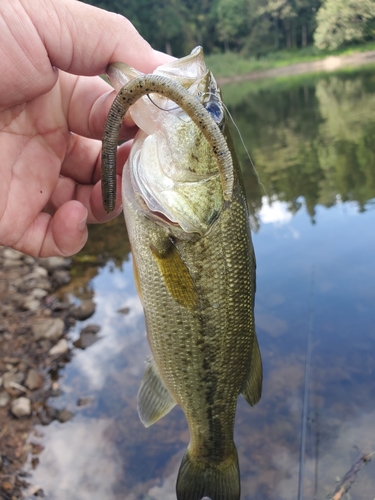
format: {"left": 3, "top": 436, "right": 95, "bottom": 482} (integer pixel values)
{"left": 3, "top": 248, "right": 23, "bottom": 260}
{"left": 77, "top": 396, "right": 94, "bottom": 407}
{"left": 56, "top": 409, "right": 74, "bottom": 423}
{"left": 117, "top": 306, "right": 130, "bottom": 314}
{"left": 35, "top": 266, "right": 48, "bottom": 277}
{"left": 73, "top": 324, "right": 101, "bottom": 349}
{"left": 3, "top": 258, "right": 23, "bottom": 267}
{"left": 3, "top": 371, "right": 25, "bottom": 390}
{"left": 49, "top": 339, "right": 68, "bottom": 356}
{"left": 23, "top": 298, "right": 41, "bottom": 312}
{"left": 52, "top": 270, "right": 70, "bottom": 286}
{"left": 31, "top": 288, "right": 48, "bottom": 300}
{"left": 0, "top": 391, "right": 10, "bottom": 407}
{"left": 81, "top": 324, "right": 101, "bottom": 335}
{"left": 71, "top": 300, "right": 96, "bottom": 320}
{"left": 25, "top": 369, "right": 43, "bottom": 391}
{"left": 38, "top": 256, "right": 71, "bottom": 271}
{"left": 24, "top": 255, "right": 36, "bottom": 265}
{"left": 33, "top": 278, "right": 52, "bottom": 291}
{"left": 1, "top": 480, "right": 14, "bottom": 491}
{"left": 11, "top": 397, "right": 31, "bottom": 418}
{"left": 0, "top": 280, "right": 7, "bottom": 293}
{"left": 32, "top": 318, "right": 65, "bottom": 341}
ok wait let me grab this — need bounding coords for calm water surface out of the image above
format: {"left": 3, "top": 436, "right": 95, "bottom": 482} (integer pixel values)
{"left": 26, "top": 67, "right": 375, "bottom": 500}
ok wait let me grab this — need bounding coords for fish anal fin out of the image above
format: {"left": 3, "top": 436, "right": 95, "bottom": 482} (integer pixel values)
{"left": 150, "top": 240, "right": 198, "bottom": 310}
{"left": 241, "top": 333, "right": 262, "bottom": 406}
{"left": 137, "top": 359, "right": 176, "bottom": 427}
{"left": 176, "top": 445, "right": 240, "bottom": 500}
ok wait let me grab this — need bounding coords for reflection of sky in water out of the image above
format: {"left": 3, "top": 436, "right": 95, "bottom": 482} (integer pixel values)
{"left": 27, "top": 198, "right": 375, "bottom": 500}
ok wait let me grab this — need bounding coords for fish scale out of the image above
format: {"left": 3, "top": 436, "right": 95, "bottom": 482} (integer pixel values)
{"left": 102, "top": 46, "right": 262, "bottom": 500}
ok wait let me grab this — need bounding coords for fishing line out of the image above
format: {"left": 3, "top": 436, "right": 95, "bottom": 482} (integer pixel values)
{"left": 146, "top": 90, "right": 269, "bottom": 198}
{"left": 297, "top": 266, "right": 315, "bottom": 500}
{"left": 147, "top": 94, "right": 180, "bottom": 111}
{"left": 222, "top": 103, "right": 268, "bottom": 198}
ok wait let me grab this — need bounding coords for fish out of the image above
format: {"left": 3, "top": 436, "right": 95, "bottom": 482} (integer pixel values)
{"left": 101, "top": 46, "right": 262, "bottom": 500}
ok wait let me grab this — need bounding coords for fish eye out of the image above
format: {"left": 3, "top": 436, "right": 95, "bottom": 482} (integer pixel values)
{"left": 205, "top": 100, "right": 224, "bottom": 126}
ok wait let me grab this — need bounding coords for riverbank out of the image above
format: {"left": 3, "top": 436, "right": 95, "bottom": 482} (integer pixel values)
{"left": 211, "top": 49, "right": 375, "bottom": 85}
{"left": 0, "top": 247, "right": 97, "bottom": 499}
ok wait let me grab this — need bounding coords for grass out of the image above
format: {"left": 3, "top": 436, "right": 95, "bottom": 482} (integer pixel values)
{"left": 205, "top": 41, "right": 375, "bottom": 78}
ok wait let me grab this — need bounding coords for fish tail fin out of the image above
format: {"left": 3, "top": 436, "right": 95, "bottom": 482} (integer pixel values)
{"left": 176, "top": 445, "right": 240, "bottom": 500}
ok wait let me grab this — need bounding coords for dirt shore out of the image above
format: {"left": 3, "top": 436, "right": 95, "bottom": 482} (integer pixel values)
{"left": 216, "top": 50, "right": 375, "bottom": 86}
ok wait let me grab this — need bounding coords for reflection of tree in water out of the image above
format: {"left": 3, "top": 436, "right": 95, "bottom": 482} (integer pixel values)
{"left": 58, "top": 217, "right": 132, "bottom": 296}
{"left": 226, "top": 68, "right": 375, "bottom": 224}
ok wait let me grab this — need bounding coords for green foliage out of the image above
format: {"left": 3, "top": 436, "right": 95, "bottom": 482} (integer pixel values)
{"left": 83, "top": 0, "right": 375, "bottom": 58}
{"left": 314, "top": 0, "right": 375, "bottom": 50}
{"left": 83, "top": 0, "right": 325, "bottom": 57}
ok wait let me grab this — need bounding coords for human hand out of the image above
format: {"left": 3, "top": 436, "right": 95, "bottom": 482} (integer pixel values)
{"left": 0, "top": 0, "right": 171, "bottom": 257}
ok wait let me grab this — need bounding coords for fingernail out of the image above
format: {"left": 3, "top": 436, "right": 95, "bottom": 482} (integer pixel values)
{"left": 77, "top": 209, "right": 88, "bottom": 232}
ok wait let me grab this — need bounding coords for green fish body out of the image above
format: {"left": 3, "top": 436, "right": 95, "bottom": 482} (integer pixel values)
{"left": 104, "top": 47, "right": 262, "bottom": 500}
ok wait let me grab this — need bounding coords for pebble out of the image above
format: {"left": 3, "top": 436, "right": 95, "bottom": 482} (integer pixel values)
{"left": 49, "top": 339, "right": 68, "bottom": 356}
{"left": 73, "top": 324, "right": 101, "bottom": 349}
{"left": 23, "top": 298, "right": 41, "bottom": 312}
{"left": 31, "top": 288, "right": 48, "bottom": 300}
{"left": 52, "top": 270, "right": 71, "bottom": 286}
{"left": 3, "top": 248, "right": 23, "bottom": 260}
{"left": 0, "top": 280, "right": 7, "bottom": 293}
{"left": 32, "top": 318, "right": 65, "bottom": 341}
{"left": 11, "top": 397, "right": 31, "bottom": 418}
{"left": 35, "top": 266, "right": 48, "bottom": 277}
{"left": 0, "top": 391, "right": 10, "bottom": 407}
{"left": 81, "top": 324, "right": 101, "bottom": 335}
{"left": 3, "top": 371, "right": 25, "bottom": 390}
{"left": 71, "top": 300, "right": 96, "bottom": 320}
{"left": 39, "top": 256, "right": 71, "bottom": 271}
{"left": 56, "top": 409, "right": 74, "bottom": 423}
{"left": 77, "top": 396, "right": 94, "bottom": 407}
{"left": 25, "top": 369, "right": 43, "bottom": 391}
{"left": 117, "top": 306, "right": 130, "bottom": 314}
{"left": 3, "top": 258, "right": 23, "bottom": 268}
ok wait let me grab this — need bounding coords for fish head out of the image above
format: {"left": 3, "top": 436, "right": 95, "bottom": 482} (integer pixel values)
{"left": 107, "top": 47, "right": 227, "bottom": 237}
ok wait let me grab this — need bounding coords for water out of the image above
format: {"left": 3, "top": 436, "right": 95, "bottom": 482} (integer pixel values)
{"left": 26, "top": 67, "right": 375, "bottom": 500}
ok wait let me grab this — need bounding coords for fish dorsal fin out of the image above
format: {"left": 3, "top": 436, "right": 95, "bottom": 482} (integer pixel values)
{"left": 137, "top": 358, "right": 176, "bottom": 427}
{"left": 241, "top": 333, "right": 262, "bottom": 406}
{"left": 150, "top": 240, "right": 198, "bottom": 310}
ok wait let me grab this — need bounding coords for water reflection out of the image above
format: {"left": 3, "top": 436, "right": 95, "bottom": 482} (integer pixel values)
{"left": 224, "top": 67, "right": 375, "bottom": 225}
{"left": 25, "top": 67, "right": 375, "bottom": 500}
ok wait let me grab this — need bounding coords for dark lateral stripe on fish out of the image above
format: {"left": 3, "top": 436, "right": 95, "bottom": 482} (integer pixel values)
{"left": 101, "top": 74, "right": 234, "bottom": 213}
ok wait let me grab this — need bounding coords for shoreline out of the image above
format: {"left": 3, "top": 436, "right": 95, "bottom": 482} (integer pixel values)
{"left": 0, "top": 248, "right": 97, "bottom": 499}
{"left": 216, "top": 50, "right": 375, "bottom": 86}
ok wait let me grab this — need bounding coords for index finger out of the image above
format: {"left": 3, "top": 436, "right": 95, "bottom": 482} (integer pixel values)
{"left": 29, "top": 0, "right": 172, "bottom": 76}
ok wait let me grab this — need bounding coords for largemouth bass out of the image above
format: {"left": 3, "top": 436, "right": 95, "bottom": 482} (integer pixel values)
{"left": 101, "top": 46, "right": 262, "bottom": 500}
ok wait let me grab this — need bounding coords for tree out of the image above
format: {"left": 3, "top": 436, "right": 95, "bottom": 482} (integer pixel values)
{"left": 215, "top": 0, "right": 247, "bottom": 52}
{"left": 314, "top": 0, "right": 375, "bottom": 50}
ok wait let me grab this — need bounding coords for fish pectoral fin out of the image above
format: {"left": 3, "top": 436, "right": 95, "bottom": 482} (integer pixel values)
{"left": 132, "top": 255, "right": 143, "bottom": 304}
{"left": 150, "top": 240, "right": 198, "bottom": 310}
{"left": 137, "top": 359, "right": 176, "bottom": 427}
{"left": 241, "top": 333, "right": 262, "bottom": 406}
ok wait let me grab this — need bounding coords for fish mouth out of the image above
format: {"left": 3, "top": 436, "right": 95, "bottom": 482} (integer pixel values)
{"left": 112, "top": 46, "right": 228, "bottom": 235}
